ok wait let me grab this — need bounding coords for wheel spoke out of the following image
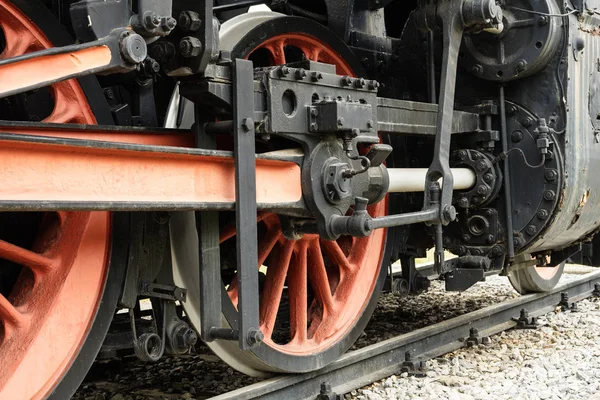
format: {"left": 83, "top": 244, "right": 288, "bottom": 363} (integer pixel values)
{"left": 288, "top": 242, "right": 308, "bottom": 343}
{"left": 320, "top": 239, "right": 353, "bottom": 272}
{"left": 0, "top": 294, "right": 26, "bottom": 329}
{"left": 307, "top": 241, "right": 334, "bottom": 312}
{"left": 0, "top": 240, "right": 53, "bottom": 273}
{"left": 258, "top": 228, "right": 282, "bottom": 267}
{"left": 264, "top": 39, "right": 287, "bottom": 65}
{"left": 44, "top": 82, "right": 94, "bottom": 124}
{"left": 259, "top": 241, "right": 294, "bottom": 338}
{"left": 220, "top": 212, "right": 271, "bottom": 243}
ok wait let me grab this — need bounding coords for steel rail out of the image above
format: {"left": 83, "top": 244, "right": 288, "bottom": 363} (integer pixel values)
{"left": 213, "top": 270, "right": 600, "bottom": 400}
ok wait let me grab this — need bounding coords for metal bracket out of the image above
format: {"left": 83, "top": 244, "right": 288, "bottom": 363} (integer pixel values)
{"left": 512, "top": 309, "right": 538, "bottom": 329}
{"left": 139, "top": 282, "right": 187, "bottom": 302}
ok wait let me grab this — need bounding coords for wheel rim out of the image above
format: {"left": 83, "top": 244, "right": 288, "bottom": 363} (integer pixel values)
{"left": 171, "top": 13, "right": 389, "bottom": 374}
{"left": 0, "top": 2, "right": 111, "bottom": 398}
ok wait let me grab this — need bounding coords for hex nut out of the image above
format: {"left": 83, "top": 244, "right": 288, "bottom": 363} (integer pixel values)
{"left": 178, "top": 11, "right": 201, "bottom": 32}
{"left": 180, "top": 36, "right": 202, "bottom": 58}
{"left": 325, "top": 162, "right": 352, "bottom": 202}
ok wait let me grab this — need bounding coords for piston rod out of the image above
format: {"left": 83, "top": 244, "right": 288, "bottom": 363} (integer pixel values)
{"left": 387, "top": 168, "right": 476, "bottom": 193}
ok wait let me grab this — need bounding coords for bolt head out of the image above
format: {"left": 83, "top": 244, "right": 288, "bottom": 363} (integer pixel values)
{"left": 511, "top": 130, "right": 524, "bottom": 143}
{"left": 523, "top": 117, "right": 533, "bottom": 127}
{"left": 355, "top": 78, "right": 366, "bottom": 88}
{"left": 311, "top": 71, "right": 323, "bottom": 81}
{"left": 278, "top": 65, "right": 290, "bottom": 77}
{"left": 179, "top": 36, "right": 202, "bottom": 58}
{"left": 161, "top": 16, "right": 177, "bottom": 31}
{"left": 462, "top": 234, "right": 471, "bottom": 242}
{"left": 457, "top": 197, "right": 469, "bottom": 208}
{"left": 341, "top": 76, "right": 353, "bottom": 86}
{"left": 545, "top": 169, "right": 558, "bottom": 181}
{"left": 367, "top": 120, "right": 374, "bottom": 129}
{"left": 337, "top": 117, "right": 345, "bottom": 127}
{"left": 242, "top": 117, "right": 254, "bottom": 132}
{"left": 246, "top": 327, "right": 264, "bottom": 346}
{"left": 470, "top": 64, "right": 483, "bottom": 75}
{"left": 476, "top": 160, "right": 488, "bottom": 172}
{"left": 477, "top": 185, "right": 489, "bottom": 195}
{"left": 526, "top": 225, "right": 537, "bottom": 235}
{"left": 516, "top": 59, "right": 528, "bottom": 73}
{"left": 483, "top": 173, "right": 494, "bottom": 183}
{"left": 543, "top": 190, "right": 556, "bottom": 201}
{"left": 537, "top": 209, "right": 549, "bottom": 220}
{"left": 538, "top": 15, "right": 548, "bottom": 26}
{"left": 144, "top": 11, "right": 160, "bottom": 28}
{"left": 178, "top": 11, "right": 201, "bottom": 32}
{"left": 295, "top": 68, "right": 307, "bottom": 79}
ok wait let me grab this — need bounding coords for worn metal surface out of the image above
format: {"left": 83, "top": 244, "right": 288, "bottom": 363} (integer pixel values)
{"left": 213, "top": 270, "right": 600, "bottom": 400}
{"left": 529, "top": 8, "right": 600, "bottom": 252}
{"left": 376, "top": 98, "right": 480, "bottom": 135}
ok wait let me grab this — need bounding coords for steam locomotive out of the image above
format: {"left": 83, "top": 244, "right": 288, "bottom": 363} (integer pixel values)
{"left": 0, "top": 0, "right": 596, "bottom": 398}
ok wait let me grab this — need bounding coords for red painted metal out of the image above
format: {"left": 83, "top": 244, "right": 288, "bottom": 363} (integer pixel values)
{"left": 0, "top": 2, "right": 110, "bottom": 398}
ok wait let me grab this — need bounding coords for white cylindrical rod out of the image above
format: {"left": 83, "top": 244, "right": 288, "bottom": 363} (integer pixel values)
{"left": 387, "top": 168, "right": 477, "bottom": 193}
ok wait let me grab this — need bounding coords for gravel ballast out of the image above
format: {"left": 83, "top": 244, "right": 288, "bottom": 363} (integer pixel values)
{"left": 353, "top": 268, "right": 600, "bottom": 400}
{"left": 74, "top": 266, "right": 598, "bottom": 400}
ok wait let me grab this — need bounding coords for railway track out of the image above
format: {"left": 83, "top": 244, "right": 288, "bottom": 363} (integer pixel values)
{"left": 211, "top": 269, "right": 600, "bottom": 400}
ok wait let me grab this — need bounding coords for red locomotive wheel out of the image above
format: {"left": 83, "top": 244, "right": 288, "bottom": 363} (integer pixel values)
{"left": 0, "top": 1, "right": 120, "bottom": 398}
{"left": 171, "top": 12, "right": 393, "bottom": 375}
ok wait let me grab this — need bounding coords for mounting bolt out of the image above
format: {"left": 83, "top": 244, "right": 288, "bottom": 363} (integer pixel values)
{"left": 526, "top": 225, "right": 537, "bottom": 235}
{"left": 295, "top": 68, "right": 307, "bottom": 80}
{"left": 367, "top": 120, "right": 374, "bottom": 129}
{"left": 560, "top": 292, "right": 570, "bottom": 311}
{"left": 538, "top": 15, "right": 548, "bottom": 26}
{"left": 523, "top": 117, "right": 533, "bottom": 127}
{"left": 337, "top": 117, "right": 345, "bottom": 127}
{"left": 462, "top": 233, "right": 471, "bottom": 242}
{"left": 457, "top": 150, "right": 468, "bottom": 160}
{"left": 483, "top": 173, "right": 494, "bottom": 183}
{"left": 593, "top": 283, "right": 600, "bottom": 297}
{"left": 511, "top": 130, "right": 524, "bottom": 143}
{"left": 515, "top": 59, "right": 528, "bottom": 73}
{"left": 544, "top": 169, "right": 558, "bottom": 181}
{"left": 477, "top": 185, "right": 489, "bottom": 195}
{"left": 476, "top": 161, "right": 488, "bottom": 172}
{"left": 241, "top": 117, "right": 254, "bottom": 132}
{"left": 355, "top": 77, "right": 366, "bottom": 88}
{"left": 486, "top": 234, "right": 495, "bottom": 244}
{"left": 178, "top": 10, "right": 201, "bottom": 32}
{"left": 278, "top": 65, "right": 290, "bottom": 77}
{"left": 310, "top": 108, "right": 319, "bottom": 117}
{"left": 143, "top": 11, "right": 161, "bottom": 29}
{"left": 537, "top": 209, "right": 549, "bottom": 220}
{"left": 311, "top": 71, "right": 323, "bottom": 81}
{"left": 161, "top": 16, "right": 177, "bottom": 32}
{"left": 543, "top": 190, "right": 556, "bottom": 201}
{"left": 120, "top": 32, "right": 147, "bottom": 64}
{"left": 369, "top": 80, "right": 380, "bottom": 90}
{"left": 470, "top": 64, "right": 483, "bottom": 75}
{"left": 246, "top": 327, "right": 264, "bottom": 347}
{"left": 508, "top": 105, "right": 519, "bottom": 116}
{"left": 179, "top": 36, "right": 203, "bottom": 58}
{"left": 457, "top": 197, "right": 469, "bottom": 208}
{"left": 341, "top": 76, "right": 354, "bottom": 86}
{"left": 310, "top": 122, "right": 318, "bottom": 131}
{"left": 443, "top": 205, "right": 457, "bottom": 222}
